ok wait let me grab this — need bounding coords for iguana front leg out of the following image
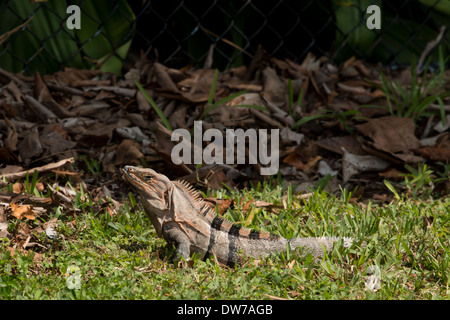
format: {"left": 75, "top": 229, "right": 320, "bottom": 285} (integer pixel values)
{"left": 162, "top": 223, "right": 191, "bottom": 264}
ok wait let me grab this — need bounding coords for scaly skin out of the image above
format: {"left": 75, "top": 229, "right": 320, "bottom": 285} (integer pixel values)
{"left": 122, "top": 166, "right": 352, "bottom": 266}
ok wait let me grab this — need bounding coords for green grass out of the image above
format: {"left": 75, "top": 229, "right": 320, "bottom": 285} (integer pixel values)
{"left": 1, "top": 179, "right": 449, "bottom": 299}
{"left": 363, "top": 46, "right": 450, "bottom": 125}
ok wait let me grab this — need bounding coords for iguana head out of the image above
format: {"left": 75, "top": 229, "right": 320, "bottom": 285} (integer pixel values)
{"left": 122, "top": 166, "right": 173, "bottom": 215}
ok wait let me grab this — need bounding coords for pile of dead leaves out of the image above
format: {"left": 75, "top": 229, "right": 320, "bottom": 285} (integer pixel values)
{"left": 0, "top": 47, "right": 449, "bottom": 253}
{"left": 0, "top": 46, "right": 449, "bottom": 192}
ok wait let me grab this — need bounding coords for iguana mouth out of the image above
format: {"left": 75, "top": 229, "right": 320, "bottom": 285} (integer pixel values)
{"left": 122, "top": 166, "right": 158, "bottom": 193}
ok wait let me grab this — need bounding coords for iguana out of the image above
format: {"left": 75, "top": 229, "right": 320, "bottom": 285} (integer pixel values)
{"left": 122, "top": 165, "right": 353, "bottom": 266}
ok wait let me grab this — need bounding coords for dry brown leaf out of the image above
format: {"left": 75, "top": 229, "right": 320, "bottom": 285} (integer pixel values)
{"left": 370, "top": 89, "right": 385, "bottom": 98}
{"left": 35, "top": 72, "right": 74, "bottom": 118}
{"left": 241, "top": 199, "right": 253, "bottom": 211}
{"left": 40, "top": 129, "right": 77, "bottom": 155}
{"left": 135, "top": 90, "right": 151, "bottom": 112}
{"left": 224, "top": 77, "right": 263, "bottom": 91}
{"left": 6, "top": 80, "right": 23, "bottom": 102}
{"left": 18, "top": 127, "right": 43, "bottom": 160}
{"left": 283, "top": 152, "right": 308, "bottom": 171}
{"left": 54, "top": 67, "right": 102, "bottom": 86}
{"left": 305, "top": 155, "right": 322, "bottom": 171}
{"left": 353, "top": 60, "right": 372, "bottom": 78}
{"left": 337, "top": 82, "right": 367, "bottom": 95}
{"left": 95, "top": 89, "right": 116, "bottom": 100}
{"left": 342, "top": 66, "right": 359, "bottom": 78}
{"left": 151, "top": 123, "right": 192, "bottom": 175}
{"left": 153, "top": 62, "right": 180, "bottom": 93}
{"left": 115, "top": 139, "right": 144, "bottom": 166}
{"left": 168, "top": 104, "right": 188, "bottom": 129}
{"left": 76, "top": 123, "right": 122, "bottom": 148}
{"left": 261, "top": 67, "right": 286, "bottom": 106}
{"left": 356, "top": 116, "right": 421, "bottom": 154}
{"left": 179, "top": 69, "right": 221, "bottom": 103}
{"left": 10, "top": 203, "right": 36, "bottom": 220}
{"left": 342, "top": 147, "right": 390, "bottom": 183}
{"left": 23, "top": 95, "right": 58, "bottom": 121}
{"left": 280, "top": 127, "right": 304, "bottom": 146}
{"left": 106, "top": 206, "right": 115, "bottom": 217}
{"left": 4, "top": 116, "right": 18, "bottom": 152}
{"left": 315, "top": 135, "right": 366, "bottom": 156}
{"left": 300, "top": 52, "right": 320, "bottom": 72}
{"left": 203, "top": 198, "right": 233, "bottom": 215}
{"left": 413, "top": 147, "right": 450, "bottom": 162}
{"left": 75, "top": 102, "right": 110, "bottom": 117}
{"left": 378, "top": 167, "right": 404, "bottom": 179}
{"left": 0, "top": 165, "right": 23, "bottom": 175}
{"left": 228, "top": 92, "right": 265, "bottom": 107}
{"left": 341, "top": 56, "right": 357, "bottom": 72}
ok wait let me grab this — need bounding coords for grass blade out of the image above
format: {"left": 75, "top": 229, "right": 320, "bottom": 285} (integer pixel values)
{"left": 292, "top": 112, "right": 331, "bottom": 129}
{"left": 380, "top": 72, "right": 394, "bottom": 115}
{"left": 201, "top": 90, "right": 248, "bottom": 119}
{"left": 436, "top": 96, "right": 446, "bottom": 126}
{"left": 208, "top": 69, "right": 219, "bottom": 105}
{"left": 135, "top": 80, "right": 172, "bottom": 131}
{"left": 230, "top": 104, "right": 266, "bottom": 110}
{"left": 383, "top": 179, "right": 400, "bottom": 200}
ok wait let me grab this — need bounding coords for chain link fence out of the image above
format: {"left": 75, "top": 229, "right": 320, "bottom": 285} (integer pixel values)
{"left": 0, "top": 0, "right": 448, "bottom": 74}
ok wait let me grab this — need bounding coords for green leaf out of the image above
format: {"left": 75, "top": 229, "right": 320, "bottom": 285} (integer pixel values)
{"left": 128, "top": 192, "right": 137, "bottom": 208}
{"left": 383, "top": 179, "right": 400, "bottom": 200}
